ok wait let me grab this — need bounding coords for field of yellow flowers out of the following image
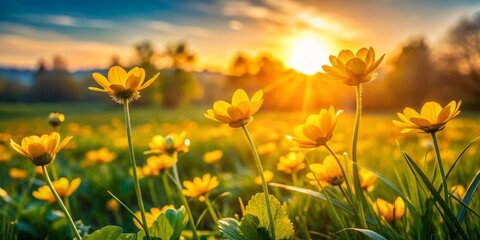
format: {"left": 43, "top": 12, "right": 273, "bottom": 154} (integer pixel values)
{"left": 1, "top": 48, "right": 480, "bottom": 240}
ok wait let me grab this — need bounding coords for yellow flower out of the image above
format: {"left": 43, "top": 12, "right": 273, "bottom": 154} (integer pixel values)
{"left": 277, "top": 151, "right": 306, "bottom": 174}
{"left": 89, "top": 66, "right": 160, "bottom": 103}
{"left": 287, "top": 106, "right": 342, "bottom": 150}
{"left": 32, "top": 177, "right": 81, "bottom": 202}
{"left": 106, "top": 198, "right": 120, "bottom": 212}
{"left": 143, "top": 155, "right": 176, "bottom": 176}
{"left": 374, "top": 197, "right": 405, "bottom": 222}
{"left": 204, "top": 89, "right": 263, "bottom": 128}
{"left": 133, "top": 205, "right": 174, "bottom": 229}
{"left": 0, "top": 187, "right": 11, "bottom": 202}
{"left": 257, "top": 142, "right": 277, "bottom": 156}
{"left": 320, "top": 47, "right": 384, "bottom": 86}
{"left": 393, "top": 101, "right": 461, "bottom": 133}
{"left": 147, "top": 132, "right": 190, "bottom": 155}
{"left": 306, "top": 154, "right": 345, "bottom": 186}
{"left": 182, "top": 174, "right": 219, "bottom": 201}
{"left": 9, "top": 168, "right": 28, "bottom": 180}
{"left": 451, "top": 185, "right": 466, "bottom": 200}
{"left": 203, "top": 150, "right": 223, "bottom": 164}
{"left": 48, "top": 112, "right": 65, "bottom": 128}
{"left": 359, "top": 169, "right": 377, "bottom": 192}
{"left": 0, "top": 145, "right": 11, "bottom": 163}
{"left": 85, "top": 147, "right": 116, "bottom": 164}
{"left": 255, "top": 170, "right": 274, "bottom": 185}
{"left": 10, "top": 132, "right": 72, "bottom": 166}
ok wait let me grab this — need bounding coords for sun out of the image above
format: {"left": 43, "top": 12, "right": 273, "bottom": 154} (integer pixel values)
{"left": 287, "top": 34, "right": 332, "bottom": 75}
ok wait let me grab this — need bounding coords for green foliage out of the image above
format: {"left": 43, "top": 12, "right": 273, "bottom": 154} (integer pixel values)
{"left": 219, "top": 193, "right": 294, "bottom": 240}
{"left": 84, "top": 225, "right": 133, "bottom": 240}
{"left": 338, "top": 228, "right": 388, "bottom": 240}
{"left": 137, "top": 206, "right": 189, "bottom": 240}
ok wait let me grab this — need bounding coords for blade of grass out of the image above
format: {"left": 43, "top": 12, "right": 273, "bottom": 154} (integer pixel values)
{"left": 336, "top": 228, "right": 388, "bottom": 240}
{"left": 107, "top": 191, "right": 146, "bottom": 231}
{"left": 457, "top": 171, "right": 480, "bottom": 224}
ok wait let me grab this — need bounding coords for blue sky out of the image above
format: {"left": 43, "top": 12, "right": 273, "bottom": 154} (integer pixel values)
{"left": 1, "top": 0, "right": 479, "bottom": 71}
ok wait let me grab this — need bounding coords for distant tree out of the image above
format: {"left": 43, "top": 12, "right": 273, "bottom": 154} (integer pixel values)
{"left": 229, "top": 53, "right": 250, "bottom": 76}
{"left": 164, "top": 42, "right": 195, "bottom": 70}
{"left": 0, "top": 76, "right": 28, "bottom": 102}
{"left": 135, "top": 41, "right": 156, "bottom": 69}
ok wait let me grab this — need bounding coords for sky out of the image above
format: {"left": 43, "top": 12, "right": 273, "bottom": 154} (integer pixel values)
{"left": 0, "top": 0, "right": 479, "bottom": 72}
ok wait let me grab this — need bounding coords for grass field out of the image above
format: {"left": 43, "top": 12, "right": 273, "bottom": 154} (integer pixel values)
{"left": 1, "top": 103, "right": 479, "bottom": 239}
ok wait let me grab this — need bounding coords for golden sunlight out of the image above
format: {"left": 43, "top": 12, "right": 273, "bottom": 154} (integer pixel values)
{"left": 287, "top": 34, "right": 332, "bottom": 75}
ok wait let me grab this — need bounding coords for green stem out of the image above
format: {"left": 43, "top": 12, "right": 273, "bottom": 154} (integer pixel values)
{"left": 431, "top": 132, "right": 449, "bottom": 206}
{"left": 352, "top": 85, "right": 367, "bottom": 228}
{"left": 205, "top": 194, "right": 219, "bottom": 224}
{"left": 123, "top": 102, "right": 150, "bottom": 240}
{"left": 241, "top": 125, "right": 276, "bottom": 240}
{"left": 42, "top": 166, "right": 82, "bottom": 240}
{"left": 162, "top": 173, "right": 173, "bottom": 204}
{"left": 171, "top": 154, "right": 199, "bottom": 240}
{"left": 148, "top": 178, "right": 160, "bottom": 207}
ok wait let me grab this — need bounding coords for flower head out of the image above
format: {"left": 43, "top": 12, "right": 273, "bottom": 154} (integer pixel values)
{"left": 9, "top": 168, "right": 28, "bottom": 180}
{"left": 277, "top": 151, "right": 306, "bottom": 174}
{"left": 451, "top": 185, "right": 466, "bottom": 200}
{"left": 106, "top": 198, "right": 120, "bottom": 212}
{"left": 89, "top": 66, "right": 159, "bottom": 104}
{"left": 319, "top": 47, "right": 384, "bottom": 86}
{"left": 374, "top": 197, "right": 405, "bottom": 222}
{"left": 146, "top": 132, "right": 190, "bottom": 155}
{"left": 85, "top": 147, "right": 116, "bottom": 165}
{"left": 0, "top": 145, "right": 11, "bottom": 163}
{"left": 204, "top": 89, "right": 263, "bottom": 128}
{"left": 203, "top": 150, "right": 223, "bottom": 164}
{"left": 359, "top": 169, "right": 377, "bottom": 192}
{"left": 393, "top": 101, "right": 461, "bottom": 133}
{"left": 255, "top": 170, "right": 274, "bottom": 185}
{"left": 182, "top": 173, "right": 219, "bottom": 201}
{"left": 133, "top": 205, "right": 174, "bottom": 229}
{"left": 287, "top": 106, "right": 342, "bottom": 150}
{"left": 48, "top": 112, "right": 65, "bottom": 128}
{"left": 306, "top": 154, "right": 346, "bottom": 187}
{"left": 32, "top": 177, "right": 81, "bottom": 202}
{"left": 143, "top": 154, "right": 176, "bottom": 176}
{"left": 10, "top": 132, "right": 72, "bottom": 166}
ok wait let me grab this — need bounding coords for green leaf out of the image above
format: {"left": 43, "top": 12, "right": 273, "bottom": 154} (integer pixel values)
{"left": 446, "top": 136, "right": 480, "bottom": 179}
{"left": 117, "top": 233, "right": 136, "bottom": 240}
{"left": 337, "top": 228, "right": 388, "bottom": 240}
{"left": 244, "top": 193, "right": 294, "bottom": 240}
{"left": 84, "top": 226, "right": 123, "bottom": 240}
{"left": 457, "top": 170, "right": 480, "bottom": 223}
{"left": 138, "top": 206, "right": 189, "bottom": 240}
{"left": 218, "top": 218, "right": 242, "bottom": 240}
{"left": 238, "top": 214, "right": 261, "bottom": 240}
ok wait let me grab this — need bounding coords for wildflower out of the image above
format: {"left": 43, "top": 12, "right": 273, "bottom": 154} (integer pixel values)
{"left": 32, "top": 177, "right": 81, "bottom": 202}
{"left": 255, "top": 170, "right": 274, "bottom": 185}
{"left": 48, "top": 112, "right": 65, "bottom": 128}
{"left": 203, "top": 150, "right": 223, "bottom": 164}
{"left": 451, "top": 185, "right": 466, "bottom": 200}
{"left": 319, "top": 47, "right": 384, "bottom": 86}
{"left": 359, "top": 169, "right": 377, "bottom": 192}
{"left": 10, "top": 132, "right": 72, "bottom": 166}
{"left": 374, "top": 197, "right": 405, "bottom": 222}
{"left": 257, "top": 142, "right": 277, "bottom": 156}
{"left": 147, "top": 132, "right": 190, "bottom": 155}
{"left": 143, "top": 154, "right": 176, "bottom": 176}
{"left": 287, "top": 106, "right": 342, "bottom": 150}
{"left": 277, "top": 151, "right": 306, "bottom": 174}
{"left": 9, "top": 168, "right": 28, "bottom": 180}
{"left": 133, "top": 205, "right": 174, "bottom": 229}
{"left": 89, "top": 66, "right": 160, "bottom": 103}
{"left": 182, "top": 174, "right": 219, "bottom": 202}
{"left": 306, "top": 154, "right": 346, "bottom": 186}
{"left": 393, "top": 101, "right": 461, "bottom": 133}
{"left": 106, "top": 198, "right": 120, "bottom": 212}
{"left": 0, "top": 187, "right": 12, "bottom": 202}
{"left": 85, "top": 147, "right": 116, "bottom": 164}
{"left": 34, "top": 166, "right": 43, "bottom": 176}
{"left": 204, "top": 89, "right": 263, "bottom": 128}
{"left": 0, "top": 145, "right": 11, "bottom": 163}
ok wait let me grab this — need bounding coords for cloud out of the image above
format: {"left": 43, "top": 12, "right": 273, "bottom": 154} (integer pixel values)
{"left": 142, "top": 20, "right": 212, "bottom": 38}
{"left": 20, "top": 14, "right": 117, "bottom": 29}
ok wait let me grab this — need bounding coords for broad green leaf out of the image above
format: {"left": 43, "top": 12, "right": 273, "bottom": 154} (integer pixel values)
{"left": 238, "top": 214, "right": 261, "bottom": 240}
{"left": 117, "top": 233, "right": 136, "bottom": 240}
{"left": 338, "top": 228, "right": 388, "bottom": 240}
{"left": 137, "top": 206, "right": 188, "bottom": 240}
{"left": 218, "top": 218, "right": 242, "bottom": 240}
{"left": 457, "top": 170, "right": 480, "bottom": 223}
{"left": 244, "top": 193, "right": 294, "bottom": 240}
{"left": 84, "top": 225, "right": 123, "bottom": 240}
{"left": 163, "top": 206, "right": 189, "bottom": 240}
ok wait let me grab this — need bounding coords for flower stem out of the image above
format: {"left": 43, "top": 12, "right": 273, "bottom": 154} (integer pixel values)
{"left": 162, "top": 173, "right": 173, "bottom": 204}
{"left": 42, "top": 166, "right": 82, "bottom": 240}
{"left": 431, "top": 132, "right": 449, "bottom": 206}
{"left": 352, "top": 85, "right": 367, "bottom": 228}
{"left": 123, "top": 102, "right": 150, "bottom": 240}
{"left": 241, "top": 125, "right": 276, "bottom": 240}
{"left": 204, "top": 194, "right": 219, "bottom": 224}
{"left": 148, "top": 178, "right": 160, "bottom": 207}
{"left": 171, "top": 154, "right": 199, "bottom": 240}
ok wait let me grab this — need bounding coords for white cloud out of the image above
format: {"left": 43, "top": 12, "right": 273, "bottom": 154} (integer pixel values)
{"left": 142, "top": 20, "right": 212, "bottom": 38}
{"left": 20, "top": 14, "right": 117, "bottom": 29}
